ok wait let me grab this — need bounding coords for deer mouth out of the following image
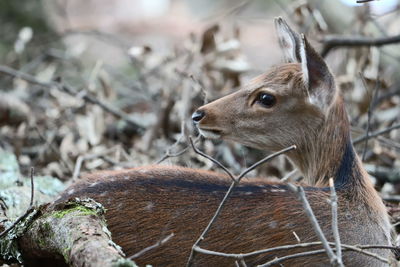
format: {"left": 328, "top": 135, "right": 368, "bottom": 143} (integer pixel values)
{"left": 198, "top": 128, "right": 222, "bottom": 139}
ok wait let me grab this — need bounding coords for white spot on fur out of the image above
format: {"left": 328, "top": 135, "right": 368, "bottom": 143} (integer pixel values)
{"left": 268, "top": 221, "right": 278, "bottom": 229}
{"left": 100, "top": 192, "right": 108, "bottom": 197}
{"left": 89, "top": 182, "right": 98, "bottom": 187}
{"left": 123, "top": 175, "right": 130, "bottom": 180}
{"left": 286, "top": 222, "right": 295, "bottom": 228}
{"left": 270, "top": 189, "right": 286, "bottom": 193}
{"left": 68, "top": 189, "right": 75, "bottom": 195}
{"left": 244, "top": 191, "right": 252, "bottom": 195}
{"left": 145, "top": 202, "right": 155, "bottom": 211}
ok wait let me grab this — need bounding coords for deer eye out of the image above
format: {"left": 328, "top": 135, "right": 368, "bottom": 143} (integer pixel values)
{"left": 256, "top": 92, "right": 276, "bottom": 108}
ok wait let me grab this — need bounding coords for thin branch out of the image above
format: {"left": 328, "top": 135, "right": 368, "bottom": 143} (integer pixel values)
{"left": 189, "top": 136, "right": 236, "bottom": 181}
{"left": 72, "top": 146, "right": 120, "bottom": 180}
{"left": 156, "top": 136, "right": 201, "bottom": 164}
{"left": 128, "top": 233, "right": 174, "bottom": 260}
{"left": 239, "top": 258, "right": 248, "bottom": 267}
{"left": 237, "top": 145, "right": 296, "bottom": 181}
{"left": 190, "top": 74, "right": 208, "bottom": 105}
{"left": 29, "top": 167, "right": 35, "bottom": 207}
{"left": 281, "top": 169, "right": 298, "bottom": 182}
{"left": 0, "top": 167, "right": 37, "bottom": 238}
{"left": 259, "top": 245, "right": 390, "bottom": 266}
{"left": 0, "top": 207, "right": 35, "bottom": 238}
{"left": 194, "top": 241, "right": 394, "bottom": 263}
{"left": 260, "top": 244, "right": 390, "bottom": 266}
{"left": 359, "top": 73, "right": 379, "bottom": 161}
{"left": 321, "top": 33, "right": 400, "bottom": 57}
{"left": 353, "top": 123, "right": 400, "bottom": 145}
{"left": 186, "top": 143, "right": 296, "bottom": 267}
{"left": 286, "top": 183, "right": 337, "bottom": 265}
{"left": 0, "top": 65, "right": 145, "bottom": 133}
{"left": 259, "top": 249, "right": 326, "bottom": 267}
{"left": 186, "top": 181, "right": 237, "bottom": 267}
{"left": 329, "top": 178, "right": 342, "bottom": 266}
{"left": 156, "top": 122, "right": 201, "bottom": 164}
{"left": 193, "top": 241, "right": 322, "bottom": 259}
{"left": 34, "top": 126, "right": 74, "bottom": 173}
{"left": 203, "top": 0, "right": 254, "bottom": 21}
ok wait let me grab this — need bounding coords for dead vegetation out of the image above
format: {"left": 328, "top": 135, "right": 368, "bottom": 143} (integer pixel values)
{"left": 0, "top": 0, "right": 400, "bottom": 266}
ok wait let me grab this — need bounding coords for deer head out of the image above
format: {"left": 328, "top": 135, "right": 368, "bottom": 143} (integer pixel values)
{"left": 192, "top": 18, "right": 349, "bottom": 186}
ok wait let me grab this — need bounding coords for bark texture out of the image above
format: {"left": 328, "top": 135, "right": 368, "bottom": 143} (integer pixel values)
{"left": 1, "top": 198, "right": 136, "bottom": 267}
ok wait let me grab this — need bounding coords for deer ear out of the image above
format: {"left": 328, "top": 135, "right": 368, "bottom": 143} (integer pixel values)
{"left": 274, "top": 17, "right": 302, "bottom": 63}
{"left": 301, "top": 35, "right": 336, "bottom": 110}
{"left": 275, "top": 17, "right": 336, "bottom": 110}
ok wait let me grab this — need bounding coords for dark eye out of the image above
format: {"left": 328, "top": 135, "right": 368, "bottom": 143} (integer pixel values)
{"left": 256, "top": 93, "right": 276, "bottom": 108}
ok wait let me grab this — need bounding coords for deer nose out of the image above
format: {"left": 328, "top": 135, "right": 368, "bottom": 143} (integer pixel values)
{"left": 192, "top": 110, "right": 205, "bottom": 123}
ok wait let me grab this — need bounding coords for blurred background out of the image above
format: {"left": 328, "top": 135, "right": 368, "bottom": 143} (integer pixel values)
{"left": 0, "top": 0, "right": 400, "bottom": 220}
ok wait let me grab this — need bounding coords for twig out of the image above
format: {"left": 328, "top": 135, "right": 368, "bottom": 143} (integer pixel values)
{"left": 204, "top": 0, "right": 254, "bottom": 21}
{"left": 0, "top": 167, "right": 36, "bottom": 238}
{"left": 353, "top": 123, "right": 400, "bottom": 145}
{"left": 0, "top": 207, "right": 35, "bottom": 238}
{"left": 273, "top": 0, "right": 294, "bottom": 25}
{"left": 186, "top": 142, "right": 296, "bottom": 267}
{"left": 286, "top": 183, "right": 338, "bottom": 265}
{"left": 193, "top": 241, "right": 324, "bottom": 259}
{"left": 382, "top": 195, "right": 400, "bottom": 202}
{"left": 236, "top": 145, "right": 296, "bottom": 181}
{"left": 356, "top": 0, "right": 377, "bottom": 3}
{"left": 34, "top": 126, "right": 74, "bottom": 173}
{"left": 193, "top": 241, "right": 393, "bottom": 263}
{"left": 239, "top": 258, "right": 248, "bottom": 267}
{"left": 189, "top": 74, "right": 208, "bottom": 105}
{"left": 128, "top": 233, "right": 174, "bottom": 260}
{"left": 260, "top": 243, "right": 390, "bottom": 266}
{"left": 329, "top": 178, "right": 343, "bottom": 266}
{"left": 321, "top": 34, "right": 400, "bottom": 57}
{"left": 259, "top": 249, "right": 326, "bottom": 266}
{"left": 0, "top": 167, "right": 35, "bottom": 238}
{"left": 155, "top": 122, "right": 200, "bottom": 164}
{"left": 189, "top": 137, "right": 236, "bottom": 181}
{"left": 359, "top": 73, "right": 379, "bottom": 161}
{"left": 72, "top": 146, "right": 121, "bottom": 180}
{"left": 281, "top": 169, "right": 299, "bottom": 182}
{"left": 186, "top": 181, "right": 237, "bottom": 267}
{"left": 0, "top": 65, "right": 145, "bottom": 133}
{"left": 29, "top": 167, "right": 35, "bottom": 207}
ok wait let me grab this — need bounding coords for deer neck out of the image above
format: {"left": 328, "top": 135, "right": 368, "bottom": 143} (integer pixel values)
{"left": 289, "top": 96, "right": 365, "bottom": 189}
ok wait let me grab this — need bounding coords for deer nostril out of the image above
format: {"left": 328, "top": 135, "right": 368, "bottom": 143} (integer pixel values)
{"left": 192, "top": 110, "right": 205, "bottom": 123}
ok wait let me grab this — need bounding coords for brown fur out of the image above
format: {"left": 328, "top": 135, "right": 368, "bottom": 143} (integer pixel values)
{"left": 56, "top": 165, "right": 390, "bottom": 266}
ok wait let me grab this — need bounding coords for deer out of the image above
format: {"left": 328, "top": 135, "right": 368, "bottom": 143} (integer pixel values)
{"left": 54, "top": 18, "right": 392, "bottom": 266}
